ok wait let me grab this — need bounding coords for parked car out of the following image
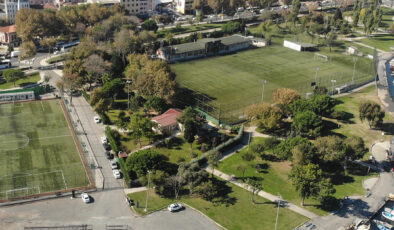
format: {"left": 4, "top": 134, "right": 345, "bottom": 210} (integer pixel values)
{"left": 112, "top": 169, "right": 121, "bottom": 179}
{"left": 168, "top": 203, "right": 183, "bottom": 212}
{"left": 110, "top": 160, "right": 118, "bottom": 169}
{"left": 101, "top": 136, "right": 107, "bottom": 144}
{"left": 94, "top": 116, "right": 101, "bottom": 123}
{"left": 103, "top": 143, "right": 111, "bottom": 151}
{"left": 81, "top": 192, "right": 90, "bottom": 203}
{"left": 105, "top": 151, "right": 112, "bottom": 159}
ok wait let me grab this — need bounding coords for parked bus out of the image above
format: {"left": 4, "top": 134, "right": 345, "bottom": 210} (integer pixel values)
{"left": 60, "top": 40, "right": 80, "bottom": 52}
{"left": 0, "top": 59, "right": 11, "bottom": 69}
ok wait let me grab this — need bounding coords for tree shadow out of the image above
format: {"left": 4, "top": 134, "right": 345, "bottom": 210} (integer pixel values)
{"left": 253, "top": 163, "right": 270, "bottom": 174}
{"left": 166, "top": 137, "right": 185, "bottom": 150}
{"left": 381, "top": 123, "right": 394, "bottom": 135}
{"left": 260, "top": 153, "right": 281, "bottom": 162}
{"left": 211, "top": 177, "right": 237, "bottom": 207}
{"left": 322, "top": 119, "right": 347, "bottom": 137}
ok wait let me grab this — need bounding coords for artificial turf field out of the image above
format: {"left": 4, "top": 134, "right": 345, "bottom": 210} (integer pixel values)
{"left": 172, "top": 45, "right": 374, "bottom": 123}
{"left": 0, "top": 100, "right": 90, "bottom": 200}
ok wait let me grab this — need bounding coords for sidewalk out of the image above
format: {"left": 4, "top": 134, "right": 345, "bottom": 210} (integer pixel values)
{"left": 205, "top": 166, "right": 318, "bottom": 219}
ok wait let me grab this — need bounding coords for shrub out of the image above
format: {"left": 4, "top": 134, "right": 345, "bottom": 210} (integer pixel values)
{"left": 331, "top": 110, "right": 347, "bottom": 120}
{"left": 105, "top": 126, "right": 120, "bottom": 152}
{"left": 242, "top": 151, "right": 256, "bottom": 161}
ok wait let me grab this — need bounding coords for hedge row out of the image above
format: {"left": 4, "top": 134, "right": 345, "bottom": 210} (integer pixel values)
{"left": 191, "top": 125, "right": 244, "bottom": 166}
{"left": 105, "top": 126, "right": 119, "bottom": 153}
{"left": 116, "top": 156, "right": 131, "bottom": 188}
{"left": 81, "top": 90, "right": 90, "bottom": 102}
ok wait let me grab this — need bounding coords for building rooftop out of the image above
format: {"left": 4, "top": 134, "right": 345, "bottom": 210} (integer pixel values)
{"left": 166, "top": 35, "right": 251, "bottom": 54}
{"left": 0, "top": 25, "right": 16, "bottom": 33}
{"left": 0, "top": 91, "right": 34, "bottom": 96}
{"left": 152, "top": 108, "right": 183, "bottom": 127}
{"left": 286, "top": 40, "right": 317, "bottom": 48}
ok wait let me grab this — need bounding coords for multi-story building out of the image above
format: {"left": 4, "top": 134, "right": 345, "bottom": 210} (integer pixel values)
{"left": 121, "top": 0, "right": 155, "bottom": 15}
{"left": 0, "top": 0, "right": 30, "bottom": 23}
{"left": 174, "top": 0, "right": 193, "bottom": 14}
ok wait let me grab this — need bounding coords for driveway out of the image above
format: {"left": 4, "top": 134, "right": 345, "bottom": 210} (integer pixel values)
{"left": 0, "top": 190, "right": 221, "bottom": 230}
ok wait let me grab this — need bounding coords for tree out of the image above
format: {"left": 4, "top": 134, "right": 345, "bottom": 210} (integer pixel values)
{"left": 142, "top": 19, "right": 158, "bottom": 32}
{"left": 165, "top": 32, "right": 174, "bottom": 45}
{"left": 195, "top": 180, "right": 221, "bottom": 201}
{"left": 177, "top": 162, "right": 209, "bottom": 195}
{"left": 315, "top": 136, "right": 346, "bottom": 163}
{"left": 290, "top": 0, "right": 301, "bottom": 23}
{"left": 272, "top": 88, "right": 301, "bottom": 106}
{"left": 125, "top": 149, "right": 167, "bottom": 177}
{"left": 84, "top": 54, "right": 111, "bottom": 89}
{"left": 247, "top": 178, "right": 263, "bottom": 204}
{"left": 289, "top": 164, "right": 329, "bottom": 206}
{"left": 144, "top": 96, "right": 168, "bottom": 114}
{"left": 3, "top": 69, "right": 24, "bottom": 86}
{"left": 184, "top": 118, "right": 198, "bottom": 156}
{"left": 245, "top": 102, "right": 283, "bottom": 133}
{"left": 94, "top": 98, "right": 110, "bottom": 114}
{"left": 207, "top": 150, "right": 222, "bottom": 177}
{"left": 102, "top": 78, "right": 124, "bottom": 100}
{"left": 90, "top": 87, "right": 105, "bottom": 106}
{"left": 344, "top": 136, "right": 367, "bottom": 163}
{"left": 326, "top": 32, "right": 337, "bottom": 53}
{"left": 237, "top": 162, "right": 248, "bottom": 179}
{"left": 177, "top": 107, "right": 199, "bottom": 124}
{"left": 292, "top": 141, "right": 315, "bottom": 166}
{"left": 305, "top": 1, "right": 318, "bottom": 14}
{"left": 308, "top": 94, "right": 338, "bottom": 117}
{"left": 19, "top": 41, "right": 37, "bottom": 62}
{"left": 359, "top": 101, "right": 385, "bottom": 129}
{"left": 292, "top": 110, "right": 323, "bottom": 137}
{"left": 274, "top": 136, "right": 310, "bottom": 160}
{"left": 167, "top": 175, "right": 183, "bottom": 200}
{"left": 129, "top": 112, "right": 156, "bottom": 147}
{"left": 40, "top": 37, "right": 56, "bottom": 54}
{"left": 15, "top": 9, "right": 43, "bottom": 41}
{"left": 43, "top": 75, "right": 51, "bottom": 92}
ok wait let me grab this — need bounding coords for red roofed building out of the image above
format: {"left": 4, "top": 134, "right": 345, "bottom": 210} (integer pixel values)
{"left": 0, "top": 25, "right": 20, "bottom": 47}
{"left": 151, "top": 108, "right": 183, "bottom": 135}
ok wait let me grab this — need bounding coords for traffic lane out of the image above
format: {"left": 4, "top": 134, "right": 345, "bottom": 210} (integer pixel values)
{"left": 72, "top": 96, "right": 122, "bottom": 189}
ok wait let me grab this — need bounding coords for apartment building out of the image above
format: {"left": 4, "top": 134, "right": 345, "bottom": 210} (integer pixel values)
{"left": 0, "top": 0, "right": 30, "bottom": 23}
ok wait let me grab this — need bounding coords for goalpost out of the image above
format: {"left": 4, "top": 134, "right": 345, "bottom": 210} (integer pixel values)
{"left": 4, "top": 186, "right": 40, "bottom": 199}
{"left": 314, "top": 53, "right": 328, "bottom": 62}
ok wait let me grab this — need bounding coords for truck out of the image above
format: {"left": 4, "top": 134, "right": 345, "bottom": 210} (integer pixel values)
{"left": 10, "top": 51, "right": 21, "bottom": 58}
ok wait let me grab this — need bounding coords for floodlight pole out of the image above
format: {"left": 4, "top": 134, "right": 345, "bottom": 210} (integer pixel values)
{"left": 315, "top": 67, "right": 320, "bottom": 84}
{"left": 126, "top": 80, "right": 131, "bottom": 110}
{"left": 275, "top": 194, "right": 282, "bottom": 230}
{"left": 261, "top": 80, "right": 267, "bottom": 102}
{"left": 331, "top": 79, "right": 336, "bottom": 96}
{"left": 352, "top": 57, "right": 358, "bottom": 84}
{"left": 144, "top": 170, "right": 151, "bottom": 212}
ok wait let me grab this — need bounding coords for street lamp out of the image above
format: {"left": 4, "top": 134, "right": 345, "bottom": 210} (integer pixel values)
{"left": 261, "top": 80, "right": 267, "bottom": 102}
{"left": 331, "top": 79, "right": 336, "bottom": 95}
{"left": 144, "top": 170, "right": 151, "bottom": 212}
{"left": 126, "top": 80, "right": 131, "bottom": 110}
{"left": 352, "top": 57, "right": 358, "bottom": 84}
{"left": 247, "top": 117, "right": 254, "bottom": 151}
{"left": 275, "top": 194, "right": 282, "bottom": 230}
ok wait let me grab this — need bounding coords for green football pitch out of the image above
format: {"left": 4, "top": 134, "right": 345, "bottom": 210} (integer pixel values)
{"left": 171, "top": 45, "right": 374, "bottom": 123}
{"left": 0, "top": 100, "right": 90, "bottom": 200}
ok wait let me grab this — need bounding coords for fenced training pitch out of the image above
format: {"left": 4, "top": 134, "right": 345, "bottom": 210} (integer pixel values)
{"left": 0, "top": 100, "right": 91, "bottom": 200}
{"left": 172, "top": 45, "right": 375, "bottom": 124}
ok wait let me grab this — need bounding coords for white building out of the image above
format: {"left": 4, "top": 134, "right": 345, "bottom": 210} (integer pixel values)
{"left": 86, "top": 0, "right": 155, "bottom": 15}
{"left": 283, "top": 40, "right": 316, "bottom": 52}
{"left": 174, "top": 0, "right": 193, "bottom": 14}
{"left": 0, "top": 91, "right": 34, "bottom": 102}
{"left": 0, "top": 0, "right": 30, "bottom": 23}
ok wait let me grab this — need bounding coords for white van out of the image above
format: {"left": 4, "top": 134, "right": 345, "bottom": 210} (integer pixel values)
{"left": 10, "top": 51, "right": 21, "bottom": 58}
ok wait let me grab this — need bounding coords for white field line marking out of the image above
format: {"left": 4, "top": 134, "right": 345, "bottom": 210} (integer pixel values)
{"left": 60, "top": 169, "right": 68, "bottom": 189}
{"left": 0, "top": 134, "right": 72, "bottom": 145}
{"left": 0, "top": 170, "right": 63, "bottom": 180}
{"left": 40, "top": 101, "right": 45, "bottom": 112}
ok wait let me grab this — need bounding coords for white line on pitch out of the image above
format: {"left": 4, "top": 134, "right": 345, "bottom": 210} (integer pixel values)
{"left": 0, "top": 135, "right": 72, "bottom": 144}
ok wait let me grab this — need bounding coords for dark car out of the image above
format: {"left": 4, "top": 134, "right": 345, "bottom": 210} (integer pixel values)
{"left": 103, "top": 143, "right": 111, "bottom": 151}
{"left": 105, "top": 151, "right": 113, "bottom": 159}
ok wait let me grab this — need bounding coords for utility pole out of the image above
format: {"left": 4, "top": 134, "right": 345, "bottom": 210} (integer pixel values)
{"left": 144, "top": 170, "right": 151, "bottom": 212}
{"left": 352, "top": 57, "right": 358, "bottom": 84}
{"left": 261, "top": 80, "right": 267, "bottom": 102}
{"left": 275, "top": 194, "right": 282, "bottom": 230}
{"left": 126, "top": 80, "right": 131, "bottom": 110}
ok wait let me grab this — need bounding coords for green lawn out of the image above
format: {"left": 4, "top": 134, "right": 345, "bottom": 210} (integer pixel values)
{"left": 171, "top": 45, "right": 374, "bottom": 123}
{"left": 0, "top": 74, "right": 41, "bottom": 90}
{"left": 157, "top": 23, "right": 222, "bottom": 37}
{"left": 380, "top": 7, "right": 394, "bottom": 30}
{"left": 154, "top": 137, "right": 203, "bottom": 164}
{"left": 218, "top": 137, "right": 376, "bottom": 216}
{"left": 0, "top": 100, "right": 90, "bottom": 199}
{"left": 46, "top": 54, "right": 69, "bottom": 64}
{"left": 359, "top": 34, "right": 394, "bottom": 52}
{"left": 128, "top": 179, "right": 308, "bottom": 230}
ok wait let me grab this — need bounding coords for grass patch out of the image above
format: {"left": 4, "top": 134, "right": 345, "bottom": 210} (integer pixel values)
{"left": 0, "top": 100, "right": 90, "bottom": 199}
{"left": 154, "top": 137, "right": 203, "bottom": 164}
{"left": 46, "top": 54, "right": 69, "bottom": 64}
{"left": 157, "top": 23, "right": 222, "bottom": 37}
{"left": 380, "top": 7, "right": 394, "bottom": 30}
{"left": 172, "top": 44, "right": 374, "bottom": 123}
{"left": 359, "top": 34, "right": 394, "bottom": 52}
{"left": 0, "top": 73, "right": 41, "bottom": 90}
{"left": 128, "top": 179, "right": 308, "bottom": 229}
{"left": 218, "top": 137, "right": 376, "bottom": 216}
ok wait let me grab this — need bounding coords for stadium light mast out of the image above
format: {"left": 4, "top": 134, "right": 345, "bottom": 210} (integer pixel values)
{"left": 126, "top": 80, "right": 131, "bottom": 110}
{"left": 331, "top": 79, "right": 337, "bottom": 96}
{"left": 144, "top": 170, "right": 151, "bottom": 212}
{"left": 261, "top": 80, "right": 267, "bottom": 102}
{"left": 315, "top": 67, "right": 320, "bottom": 85}
{"left": 352, "top": 57, "right": 358, "bottom": 84}
{"left": 275, "top": 194, "right": 282, "bottom": 230}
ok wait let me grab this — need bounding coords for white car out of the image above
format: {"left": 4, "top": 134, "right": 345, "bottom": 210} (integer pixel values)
{"left": 168, "top": 203, "right": 183, "bottom": 212}
{"left": 101, "top": 136, "right": 107, "bottom": 144}
{"left": 112, "top": 169, "right": 121, "bottom": 179}
{"left": 110, "top": 160, "right": 118, "bottom": 169}
{"left": 93, "top": 116, "right": 101, "bottom": 123}
{"left": 81, "top": 192, "right": 90, "bottom": 203}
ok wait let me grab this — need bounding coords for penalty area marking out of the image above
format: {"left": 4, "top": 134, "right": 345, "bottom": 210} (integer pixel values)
{"left": 40, "top": 101, "right": 45, "bottom": 112}
{"left": 0, "top": 134, "right": 72, "bottom": 152}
